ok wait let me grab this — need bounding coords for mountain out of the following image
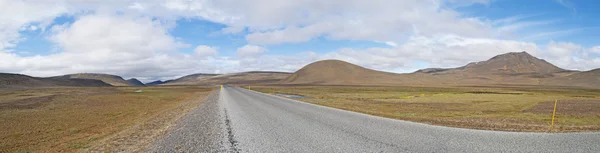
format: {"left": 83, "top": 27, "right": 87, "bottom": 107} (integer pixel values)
{"left": 0, "top": 73, "right": 111, "bottom": 90}
{"left": 126, "top": 78, "right": 145, "bottom": 86}
{"left": 282, "top": 52, "right": 599, "bottom": 88}
{"left": 163, "top": 73, "right": 220, "bottom": 85}
{"left": 163, "top": 71, "right": 291, "bottom": 86}
{"left": 281, "top": 60, "right": 420, "bottom": 85}
{"left": 145, "top": 80, "right": 168, "bottom": 86}
{"left": 57, "top": 73, "right": 136, "bottom": 86}
{"left": 412, "top": 52, "right": 577, "bottom": 86}
{"left": 431, "top": 52, "right": 565, "bottom": 74}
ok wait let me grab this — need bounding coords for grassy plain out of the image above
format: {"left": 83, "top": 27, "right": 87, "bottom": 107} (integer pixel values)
{"left": 252, "top": 85, "right": 600, "bottom": 132}
{"left": 0, "top": 86, "right": 212, "bottom": 152}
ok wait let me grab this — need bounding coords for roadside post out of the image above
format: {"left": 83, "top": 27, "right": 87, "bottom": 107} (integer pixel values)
{"left": 221, "top": 85, "right": 223, "bottom": 90}
{"left": 550, "top": 100, "right": 558, "bottom": 132}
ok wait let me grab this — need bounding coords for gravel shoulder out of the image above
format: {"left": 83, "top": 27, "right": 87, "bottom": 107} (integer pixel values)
{"left": 149, "top": 89, "right": 233, "bottom": 152}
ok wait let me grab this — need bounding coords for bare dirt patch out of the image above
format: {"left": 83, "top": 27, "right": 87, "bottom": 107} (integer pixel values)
{"left": 0, "top": 95, "right": 56, "bottom": 109}
{"left": 525, "top": 100, "right": 600, "bottom": 116}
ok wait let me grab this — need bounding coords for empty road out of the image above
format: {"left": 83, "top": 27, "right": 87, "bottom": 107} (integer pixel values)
{"left": 152, "top": 86, "right": 600, "bottom": 152}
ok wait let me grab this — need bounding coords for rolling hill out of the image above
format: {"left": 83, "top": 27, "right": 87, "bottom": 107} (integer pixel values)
{"left": 126, "top": 78, "right": 145, "bottom": 86}
{"left": 282, "top": 52, "right": 599, "bottom": 88}
{"left": 543, "top": 69, "right": 600, "bottom": 88}
{"left": 57, "top": 73, "right": 141, "bottom": 86}
{"left": 3, "top": 51, "right": 598, "bottom": 89}
{"left": 162, "top": 73, "right": 220, "bottom": 85}
{"left": 163, "top": 71, "right": 291, "bottom": 86}
{"left": 280, "top": 60, "right": 420, "bottom": 85}
{"left": 0, "top": 73, "right": 111, "bottom": 90}
{"left": 145, "top": 80, "right": 168, "bottom": 86}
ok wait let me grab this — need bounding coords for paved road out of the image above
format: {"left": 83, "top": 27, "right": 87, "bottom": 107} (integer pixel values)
{"left": 152, "top": 86, "right": 600, "bottom": 152}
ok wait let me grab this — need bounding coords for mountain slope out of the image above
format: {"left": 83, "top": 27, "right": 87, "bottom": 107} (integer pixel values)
{"left": 163, "top": 73, "right": 220, "bottom": 85}
{"left": 58, "top": 73, "right": 134, "bottom": 86}
{"left": 544, "top": 69, "right": 600, "bottom": 88}
{"left": 126, "top": 78, "right": 145, "bottom": 86}
{"left": 145, "top": 80, "right": 168, "bottom": 86}
{"left": 0, "top": 73, "right": 111, "bottom": 90}
{"left": 413, "top": 52, "right": 576, "bottom": 85}
{"left": 164, "top": 71, "right": 291, "bottom": 86}
{"left": 281, "top": 60, "right": 419, "bottom": 85}
{"left": 282, "top": 52, "right": 599, "bottom": 88}
{"left": 419, "top": 52, "right": 565, "bottom": 75}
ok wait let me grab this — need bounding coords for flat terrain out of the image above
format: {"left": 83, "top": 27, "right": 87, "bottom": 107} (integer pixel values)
{"left": 0, "top": 86, "right": 212, "bottom": 152}
{"left": 152, "top": 86, "right": 600, "bottom": 152}
{"left": 252, "top": 85, "right": 600, "bottom": 132}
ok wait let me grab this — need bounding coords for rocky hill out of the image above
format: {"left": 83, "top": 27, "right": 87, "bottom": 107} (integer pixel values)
{"left": 0, "top": 73, "right": 111, "bottom": 90}
{"left": 163, "top": 71, "right": 291, "bottom": 86}
{"left": 126, "top": 78, "right": 145, "bottom": 86}
{"left": 58, "top": 73, "right": 137, "bottom": 86}
{"left": 282, "top": 52, "right": 599, "bottom": 88}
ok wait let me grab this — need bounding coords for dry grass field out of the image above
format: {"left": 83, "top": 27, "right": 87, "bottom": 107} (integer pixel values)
{"left": 252, "top": 85, "right": 600, "bottom": 132}
{"left": 0, "top": 86, "right": 212, "bottom": 152}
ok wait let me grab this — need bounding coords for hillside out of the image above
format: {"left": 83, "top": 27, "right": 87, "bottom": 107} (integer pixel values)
{"left": 0, "top": 73, "right": 111, "bottom": 90}
{"left": 282, "top": 52, "right": 599, "bottom": 88}
{"left": 126, "top": 78, "right": 145, "bottom": 86}
{"left": 412, "top": 52, "right": 580, "bottom": 86}
{"left": 164, "top": 71, "right": 291, "bottom": 86}
{"left": 281, "top": 60, "right": 420, "bottom": 85}
{"left": 162, "top": 73, "right": 220, "bottom": 85}
{"left": 145, "top": 80, "right": 168, "bottom": 86}
{"left": 544, "top": 69, "right": 600, "bottom": 88}
{"left": 58, "top": 73, "right": 136, "bottom": 86}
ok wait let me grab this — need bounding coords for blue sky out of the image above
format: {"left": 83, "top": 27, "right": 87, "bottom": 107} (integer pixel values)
{"left": 1, "top": 0, "right": 599, "bottom": 81}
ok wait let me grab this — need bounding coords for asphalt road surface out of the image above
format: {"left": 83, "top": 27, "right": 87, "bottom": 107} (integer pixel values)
{"left": 151, "top": 86, "right": 600, "bottom": 152}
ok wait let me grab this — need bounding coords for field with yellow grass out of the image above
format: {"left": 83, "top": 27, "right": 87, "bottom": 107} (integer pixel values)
{"left": 252, "top": 85, "right": 600, "bottom": 132}
{"left": 0, "top": 86, "right": 212, "bottom": 152}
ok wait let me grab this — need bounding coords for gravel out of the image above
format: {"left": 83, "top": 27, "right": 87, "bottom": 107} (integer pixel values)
{"left": 152, "top": 86, "right": 600, "bottom": 153}
{"left": 149, "top": 90, "right": 233, "bottom": 152}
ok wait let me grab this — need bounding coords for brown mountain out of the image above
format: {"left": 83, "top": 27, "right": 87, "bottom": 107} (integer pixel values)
{"left": 282, "top": 52, "right": 599, "bottom": 88}
{"left": 163, "top": 73, "right": 220, "bottom": 85}
{"left": 421, "top": 52, "right": 565, "bottom": 75}
{"left": 126, "top": 78, "right": 145, "bottom": 86}
{"left": 410, "top": 51, "right": 584, "bottom": 86}
{"left": 0, "top": 73, "right": 111, "bottom": 90}
{"left": 145, "top": 80, "right": 168, "bottom": 86}
{"left": 164, "top": 71, "right": 291, "bottom": 86}
{"left": 58, "top": 73, "right": 137, "bottom": 86}
{"left": 281, "top": 60, "right": 420, "bottom": 85}
{"left": 544, "top": 69, "right": 600, "bottom": 88}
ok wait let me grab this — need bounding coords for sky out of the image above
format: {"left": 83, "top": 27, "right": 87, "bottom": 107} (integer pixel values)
{"left": 1, "top": 0, "right": 599, "bottom": 82}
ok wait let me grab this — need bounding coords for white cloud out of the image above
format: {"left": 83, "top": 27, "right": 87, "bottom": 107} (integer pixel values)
{"left": 237, "top": 45, "right": 267, "bottom": 57}
{"left": 239, "top": 0, "right": 492, "bottom": 45}
{"left": 0, "top": 0, "right": 68, "bottom": 51}
{"left": 538, "top": 41, "right": 600, "bottom": 71}
{"left": 0, "top": 14, "right": 205, "bottom": 81}
{"left": 1, "top": 0, "right": 599, "bottom": 81}
{"left": 193, "top": 45, "right": 218, "bottom": 57}
{"left": 590, "top": 46, "right": 600, "bottom": 54}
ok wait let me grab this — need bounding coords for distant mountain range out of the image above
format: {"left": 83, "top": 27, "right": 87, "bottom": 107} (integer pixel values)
{"left": 0, "top": 73, "right": 111, "bottom": 90}
{"left": 157, "top": 71, "right": 291, "bottom": 86}
{"left": 281, "top": 52, "right": 600, "bottom": 88}
{"left": 1, "top": 52, "right": 599, "bottom": 89}
{"left": 55, "top": 73, "right": 145, "bottom": 87}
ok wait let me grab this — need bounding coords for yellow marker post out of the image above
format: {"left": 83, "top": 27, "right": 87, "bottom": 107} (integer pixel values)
{"left": 248, "top": 86, "right": 251, "bottom": 90}
{"left": 550, "top": 100, "right": 558, "bottom": 132}
{"left": 221, "top": 85, "right": 223, "bottom": 90}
